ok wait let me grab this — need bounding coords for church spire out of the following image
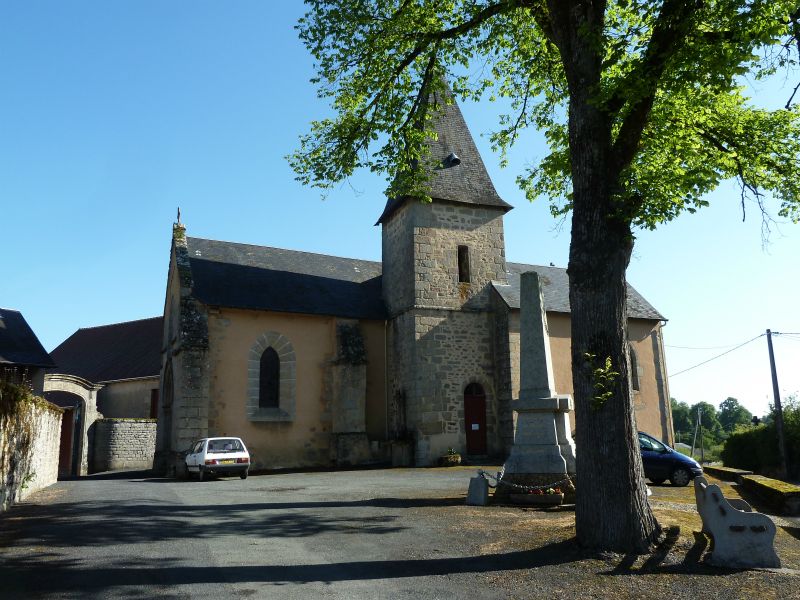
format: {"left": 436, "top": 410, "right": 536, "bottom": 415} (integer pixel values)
{"left": 377, "top": 88, "right": 512, "bottom": 224}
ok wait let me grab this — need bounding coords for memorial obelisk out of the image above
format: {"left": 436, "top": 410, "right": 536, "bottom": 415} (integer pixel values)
{"left": 497, "top": 271, "right": 576, "bottom": 500}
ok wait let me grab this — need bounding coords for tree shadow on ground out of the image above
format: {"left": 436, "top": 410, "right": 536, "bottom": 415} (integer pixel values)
{"left": 0, "top": 495, "right": 440, "bottom": 548}
{"left": 0, "top": 540, "right": 581, "bottom": 597}
{"left": 730, "top": 483, "right": 782, "bottom": 516}
{"left": 781, "top": 526, "right": 800, "bottom": 541}
{"left": 0, "top": 493, "right": 473, "bottom": 549}
{"left": 600, "top": 527, "right": 733, "bottom": 577}
{"left": 59, "top": 469, "right": 159, "bottom": 482}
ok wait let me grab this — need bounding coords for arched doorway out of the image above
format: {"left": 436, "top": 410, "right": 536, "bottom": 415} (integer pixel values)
{"left": 464, "top": 383, "right": 487, "bottom": 455}
{"left": 43, "top": 374, "right": 102, "bottom": 476}
{"left": 44, "top": 391, "right": 83, "bottom": 478}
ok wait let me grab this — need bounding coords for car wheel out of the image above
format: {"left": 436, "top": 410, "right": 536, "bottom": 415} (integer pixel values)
{"left": 670, "top": 467, "right": 691, "bottom": 487}
{"left": 649, "top": 478, "right": 665, "bottom": 485}
{"left": 240, "top": 470, "right": 248, "bottom": 480}
{"left": 198, "top": 468, "right": 205, "bottom": 482}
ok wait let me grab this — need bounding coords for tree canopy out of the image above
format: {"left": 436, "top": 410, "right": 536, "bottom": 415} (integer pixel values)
{"left": 291, "top": 0, "right": 800, "bottom": 553}
{"left": 292, "top": 0, "right": 800, "bottom": 228}
{"left": 718, "top": 396, "right": 754, "bottom": 432}
{"left": 671, "top": 398, "right": 692, "bottom": 434}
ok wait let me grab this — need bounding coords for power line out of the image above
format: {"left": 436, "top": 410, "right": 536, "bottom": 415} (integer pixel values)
{"left": 666, "top": 342, "right": 753, "bottom": 350}
{"left": 669, "top": 333, "right": 765, "bottom": 378}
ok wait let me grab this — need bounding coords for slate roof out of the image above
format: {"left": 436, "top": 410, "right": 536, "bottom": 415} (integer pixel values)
{"left": 49, "top": 317, "right": 163, "bottom": 383}
{"left": 183, "top": 238, "right": 663, "bottom": 322}
{"left": 492, "top": 263, "right": 665, "bottom": 321}
{"left": 377, "top": 89, "right": 512, "bottom": 224}
{"left": 0, "top": 308, "right": 55, "bottom": 368}
{"left": 186, "top": 238, "right": 386, "bottom": 320}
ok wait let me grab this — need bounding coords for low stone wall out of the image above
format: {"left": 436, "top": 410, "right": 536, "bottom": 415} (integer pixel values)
{"left": 92, "top": 418, "right": 157, "bottom": 473}
{"left": 702, "top": 465, "right": 753, "bottom": 483}
{"left": 740, "top": 474, "right": 800, "bottom": 516}
{"left": 1, "top": 381, "right": 63, "bottom": 511}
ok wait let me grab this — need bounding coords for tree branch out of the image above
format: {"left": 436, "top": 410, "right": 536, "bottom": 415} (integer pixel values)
{"left": 609, "top": 0, "right": 701, "bottom": 174}
{"left": 410, "top": 0, "right": 521, "bottom": 45}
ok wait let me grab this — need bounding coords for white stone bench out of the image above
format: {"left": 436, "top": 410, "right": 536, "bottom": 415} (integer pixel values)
{"left": 694, "top": 475, "right": 780, "bottom": 568}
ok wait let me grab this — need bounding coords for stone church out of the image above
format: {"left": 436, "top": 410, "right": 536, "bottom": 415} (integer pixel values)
{"left": 156, "top": 96, "right": 673, "bottom": 473}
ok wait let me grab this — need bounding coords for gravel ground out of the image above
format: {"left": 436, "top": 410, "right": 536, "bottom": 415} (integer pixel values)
{"left": 0, "top": 467, "right": 798, "bottom": 599}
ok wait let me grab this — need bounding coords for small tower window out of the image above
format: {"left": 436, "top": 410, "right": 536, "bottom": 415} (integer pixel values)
{"left": 629, "top": 345, "right": 640, "bottom": 392}
{"left": 457, "top": 245, "right": 471, "bottom": 283}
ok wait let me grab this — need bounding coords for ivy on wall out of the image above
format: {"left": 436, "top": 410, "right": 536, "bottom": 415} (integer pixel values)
{"left": 0, "top": 379, "right": 60, "bottom": 511}
{"left": 335, "top": 324, "right": 367, "bottom": 366}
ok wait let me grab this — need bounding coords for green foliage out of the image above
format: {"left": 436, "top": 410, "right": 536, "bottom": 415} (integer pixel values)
{"left": 584, "top": 352, "right": 619, "bottom": 410}
{"left": 291, "top": 1, "right": 800, "bottom": 226}
{"left": 722, "top": 394, "right": 800, "bottom": 478}
{"left": 690, "top": 401, "right": 723, "bottom": 435}
{"left": 721, "top": 425, "right": 781, "bottom": 472}
{"left": 718, "top": 396, "right": 753, "bottom": 433}
{"left": 672, "top": 397, "right": 744, "bottom": 449}
{"left": 671, "top": 397, "right": 692, "bottom": 438}
{"left": 0, "top": 379, "right": 39, "bottom": 510}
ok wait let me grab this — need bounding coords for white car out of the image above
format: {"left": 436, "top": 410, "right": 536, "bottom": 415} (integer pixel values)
{"left": 185, "top": 437, "right": 250, "bottom": 481}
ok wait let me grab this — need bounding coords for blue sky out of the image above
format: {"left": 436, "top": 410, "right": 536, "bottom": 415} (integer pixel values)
{"left": 2, "top": 2, "right": 798, "bottom": 419}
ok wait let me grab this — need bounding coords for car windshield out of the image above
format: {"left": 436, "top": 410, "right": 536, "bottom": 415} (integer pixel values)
{"left": 206, "top": 439, "right": 244, "bottom": 453}
{"left": 639, "top": 434, "right": 666, "bottom": 452}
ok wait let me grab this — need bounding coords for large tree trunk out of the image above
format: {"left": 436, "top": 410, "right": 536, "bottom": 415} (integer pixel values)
{"left": 551, "top": 0, "right": 661, "bottom": 552}
{"left": 568, "top": 186, "right": 660, "bottom": 552}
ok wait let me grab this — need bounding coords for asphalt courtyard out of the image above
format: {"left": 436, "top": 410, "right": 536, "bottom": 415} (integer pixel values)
{"left": 1, "top": 467, "right": 799, "bottom": 599}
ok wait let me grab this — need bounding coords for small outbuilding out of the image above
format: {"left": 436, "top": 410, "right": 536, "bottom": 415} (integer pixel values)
{"left": 0, "top": 307, "right": 55, "bottom": 394}
{"left": 46, "top": 317, "right": 162, "bottom": 476}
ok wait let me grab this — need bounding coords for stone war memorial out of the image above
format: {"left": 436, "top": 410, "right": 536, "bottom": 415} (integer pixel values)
{"left": 496, "top": 271, "right": 577, "bottom": 502}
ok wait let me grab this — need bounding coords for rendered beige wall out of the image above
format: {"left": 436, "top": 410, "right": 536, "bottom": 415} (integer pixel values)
{"left": 206, "top": 308, "right": 386, "bottom": 470}
{"left": 509, "top": 312, "right": 672, "bottom": 445}
{"left": 97, "top": 378, "right": 158, "bottom": 419}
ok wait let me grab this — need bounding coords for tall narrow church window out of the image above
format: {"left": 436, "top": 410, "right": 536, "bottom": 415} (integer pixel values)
{"left": 457, "top": 245, "right": 470, "bottom": 283}
{"left": 629, "top": 345, "right": 640, "bottom": 392}
{"left": 259, "top": 347, "right": 280, "bottom": 408}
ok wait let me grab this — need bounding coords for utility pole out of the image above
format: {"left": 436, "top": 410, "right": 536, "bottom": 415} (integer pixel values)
{"left": 766, "top": 329, "right": 788, "bottom": 479}
{"left": 698, "top": 406, "right": 705, "bottom": 464}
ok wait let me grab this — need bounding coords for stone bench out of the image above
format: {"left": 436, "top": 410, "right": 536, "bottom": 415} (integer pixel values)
{"left": 694, "top": 475, "right": 780, "bottom": 569}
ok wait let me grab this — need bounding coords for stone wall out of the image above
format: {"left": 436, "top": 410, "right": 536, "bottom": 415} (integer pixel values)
{"left": 411, "top": 202, "right": 508, "bottom": 311}
{"left": 155, "top": 225, "right": 211, "bottom": 475}
{"left": 388, "top": 308, "right": 502, "bottom": 465}
{"left": 382, "top": 200, "right": 508, "bottom": 316}
{"left": 381, "top": 200, "right": 415, "bottom": 316}
{"left": 93, "top": 418, "right": 157, "bottom": 472}
{"left": 491, "top": 293, "right": 515, "bottom": 453}
{"left": 1, "top": 382, "right": 63, "bottom": 512}
{"left": 382, "top": 199, "right": 509, "bottom": 466}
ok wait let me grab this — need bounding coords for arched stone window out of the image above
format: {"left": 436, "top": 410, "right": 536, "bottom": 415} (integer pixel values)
{"left": 259, "top": 347, "right": 280, "bottom": 408}
{"left": 248, "top": 332, "right": 295, "bottom": 421}
{"left": 629, "top": 345, "right": 640, "bottom": 392}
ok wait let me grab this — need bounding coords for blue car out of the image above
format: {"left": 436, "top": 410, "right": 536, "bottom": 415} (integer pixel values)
{"left": 638, "top": 431, "right": 703, "bottom": 486}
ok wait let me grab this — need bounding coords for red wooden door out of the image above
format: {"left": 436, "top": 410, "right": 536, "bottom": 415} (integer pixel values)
{"left": 58, "top": 408, "right": 74, "bottom": 477}
{"left": 464, "top": 383, "right": 487, "bottom": 455}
